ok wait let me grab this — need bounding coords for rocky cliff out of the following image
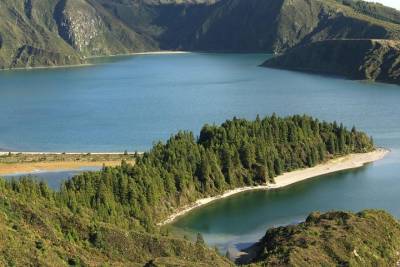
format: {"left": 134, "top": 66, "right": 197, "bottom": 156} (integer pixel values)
{"left": 263, "top": 39, "right": 400, "bottom": 84}
{"left": 1, "top": 0, "right": 400, "bottom": 69}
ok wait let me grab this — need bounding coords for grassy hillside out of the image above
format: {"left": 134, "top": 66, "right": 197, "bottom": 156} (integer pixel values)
{"left": 263, "top": 39, "right": 400, "bottom": 84}
{"left": 0, "top": 0, "right": 82, "bottom": 68}
{"left": 1, "top": 0, "right": 400, "bottom": 69}
{"left": 335, "top": 0, "right": 400, "bottom": 24}
{"left": 239, "top": 210, "right": 400, "bottom": 266}
{"left": 0, "top": 0, "right": 157, "bottom": 69}
{"left": 0, "top": 178, "right": 231, "bottom": 266}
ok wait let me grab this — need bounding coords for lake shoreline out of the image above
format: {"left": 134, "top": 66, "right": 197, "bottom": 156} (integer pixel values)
{"left": 0, "top": 51, "right": 190, "bottom": 72}
{"left": 86, "top": 50, "right": 190, "bottom": 59}
{"left": 0, "top": 160, "right": 125, "bottom": 176}
{"left": 158, "top": 148, "right": 389, "bottom": 226}
{"left": 0, "top": 152, "right": 138, "bottom": 176}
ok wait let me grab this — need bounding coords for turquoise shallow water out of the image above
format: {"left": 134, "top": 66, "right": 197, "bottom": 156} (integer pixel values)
{"left": 1, "top": 53, "right": 400, "bottom": 252}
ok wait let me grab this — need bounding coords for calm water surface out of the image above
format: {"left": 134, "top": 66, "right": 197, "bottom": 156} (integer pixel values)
{"left": 0, "top": 53, "right": 399, "bottom": 252}
{"left": 3, "top": 167, "right": 101, "bottom": 190}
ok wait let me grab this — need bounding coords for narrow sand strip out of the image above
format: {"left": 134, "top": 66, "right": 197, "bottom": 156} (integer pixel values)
{"left": 0, "top": 160, "right": 130, "bottom": 176}
{"left": 0, "top": 152, "right": 142, "bottom": 155}
{"left": 158, "top": 148, "right": 389, "bottom": 226}
{"left": 87, "top": 50, "right": 190, "bottom": 58}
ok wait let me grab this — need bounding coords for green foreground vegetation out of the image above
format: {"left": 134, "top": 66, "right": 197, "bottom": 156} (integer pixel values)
{"left": 0, "top": 115, "right": 378, "bottom": 266}
{"left": 240, "top": 210, "right": 400, "bottom": 266}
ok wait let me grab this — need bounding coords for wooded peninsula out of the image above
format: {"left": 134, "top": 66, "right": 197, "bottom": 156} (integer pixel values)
{"left": 0, "top": 114, "right": 381, "bottom": 266}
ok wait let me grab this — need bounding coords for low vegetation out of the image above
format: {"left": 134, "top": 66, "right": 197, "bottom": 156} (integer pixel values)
{"left": 335, "top": 0, "right": 400, "bottom": 24}
{"left": 0, "top": 178, "right": 231, "bottom": 266}
{"left": 0, "top": 153, "right": 134, "bottom": 164}
{"left": 0, "top": 152, "right": 136, "bottom": 176}
{"left": 239, "top": 210, "right": 400, "bottom": 266}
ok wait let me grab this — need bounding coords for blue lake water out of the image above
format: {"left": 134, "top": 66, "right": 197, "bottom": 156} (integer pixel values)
{"left": 1, "top": 53, "right": 400, "bottom": 252}
{"left": 3, "top": 167, "right": 101, "bottom": 190}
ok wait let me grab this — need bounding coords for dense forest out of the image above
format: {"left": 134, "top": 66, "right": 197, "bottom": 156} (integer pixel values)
{"left": 0, "top": 115, "right": 375, "bottom": 265}
{"left": 59, "top": 114, "right": 373, "bottom": 230}
{"left": 3, "top": 115, "right": 374, "bottom": 230}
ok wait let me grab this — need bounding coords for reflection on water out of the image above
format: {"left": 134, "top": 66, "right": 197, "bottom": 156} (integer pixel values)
{"left": 171, "top": 151, "right": 400, "bottom": 253}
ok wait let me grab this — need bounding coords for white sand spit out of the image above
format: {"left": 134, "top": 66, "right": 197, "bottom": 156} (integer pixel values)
{"left": 158, "top": 148, "right": 389, "bottom": 226}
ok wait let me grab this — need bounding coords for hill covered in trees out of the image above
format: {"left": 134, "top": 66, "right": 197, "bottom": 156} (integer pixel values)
{"left": 60, "top": 115, "right": 374, "bottom": 229}
{"left": 238, "top": 210, "right": 400, "bottom": 266}
{"left": 0, "top": 115, "right": 375, "bottom": 265}
{"left": 0, "top": 178, "right": 232, "bottom": 266}
{"left": 263, "top": 39, "right": 400, "bottom": 85}
{"left": 2, "top": 0, "right": 400, "bottom": 69}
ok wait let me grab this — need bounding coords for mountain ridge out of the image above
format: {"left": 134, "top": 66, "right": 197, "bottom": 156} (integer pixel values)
{"left": 1, "top": 0, "right": 400, "bottom": 69}
{"left": 262, "top": 39, "right": 400, "bottom": 84}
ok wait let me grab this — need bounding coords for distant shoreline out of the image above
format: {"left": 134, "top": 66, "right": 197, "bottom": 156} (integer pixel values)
{"left": 0, "top": 152, "right": 140, "bottom": 176}
{"left": 86, "top": 50, "right": 190, "bottom": 59}
{"left": 0, "top": 63, "right": 94, "bottom": 72}
{"left": 0, "top": 151, "right": 142, "bottom": 155}
{"left": 0, "top": 51, "right": 190, "bottom": 72}
{"left": 158, "top": 148, "right": 389, "bottom": 226}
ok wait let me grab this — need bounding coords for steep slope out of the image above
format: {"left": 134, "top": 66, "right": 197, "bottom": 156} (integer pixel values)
{"left": 0, "top": 0, "right": 157, "bottom": 69}
{"left": 335, "top": 0, "right": 400, "bottom": 24}
{"left": 240, "top": 210, "right": 400, "bottom": 266}
{"left": 150, "top": 0, "right": 400, "bottom": 52}
{"left": 54, "top": 0, "right": 158, "bottom": 56}
{"left": 263, "top": 39, "right": 400, "bottom": 84}
{"left": 0, "top": 178, "right": 232, "bottom": 266}
{"left": 0, "top": 0, "right": 82, "bottom": 68}
{"left": 2, "top": 0, "right": 400, "bottom": 69}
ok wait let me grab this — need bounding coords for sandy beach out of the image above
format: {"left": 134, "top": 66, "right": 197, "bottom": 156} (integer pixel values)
{"left": 0, "top": 160, "right": 126, "bottom": 176}
{"left": 158, "top": 148, "right": 389, "bottom": 226}
{"left": 0, "top": 152, "right": 137, "bottom": 176}
{"left": 86, "top": 50, "right": 190, "bottom": 59}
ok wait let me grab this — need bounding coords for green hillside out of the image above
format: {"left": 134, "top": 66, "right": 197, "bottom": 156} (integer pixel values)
{"left": 335, "top": 0, "right": 400, "bottom": 24}
{"left": 0, "top": 115, "right": 375, "bottom": 265}
{"left": 0, "top": 178, "right": 232, "bottom": 266}
{"left": 239, "top": 210, "right": 400, "bottom": 266}
{"left": 1, "top": 0, "right": 400, "bottom": 69}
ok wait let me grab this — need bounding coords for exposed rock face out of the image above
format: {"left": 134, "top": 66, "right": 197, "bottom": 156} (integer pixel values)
{"left": 1, "top": 0, "right": 400, "bottom": 69}
{"left": 9, "top": 45, "right": 83, "bottom": 69}
{"left": 55, "top": 0, "right": 103, "bottom": 53}
{"left": 263, "top": 39, "right": 400, "bottom": 84}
